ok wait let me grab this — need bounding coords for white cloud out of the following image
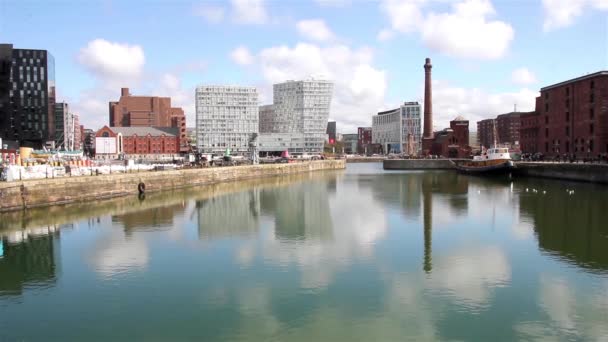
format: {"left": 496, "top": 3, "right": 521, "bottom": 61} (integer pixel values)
{"left": 377, "top": 29, "right": 395, "bottom": 41}
{"left": 314, "top": 0, "right": 352, "bottom": 7}
{"left": 420, "top": 0, "right": 514, "bottom": 59}
{"left": 542, "top": 0, "right": 608, "bottom": 31}
{"left": 511, "top": 67, "right": 537, "bottom": 85}
{"left": 231, "top": 0, "right": 268, "bottom": 24}
{"left": 429, "top": 79, "right": 538, "bottom": 130}
{"left": 253, "top": 42, "right": 387, "bottom": 132}
{"left": 230, "top": 46, "right": 255, "bottom": 65}
{"left": 428, "top": 246, "right": 511, "bottom": 308}
{"left": 77, "top": 39, "right": 145, "bottom": 82}
{"left": 74, "top": 39, "right": 201, "bottom": 130}
{"left": 381, "top": 0, "right": 427, "bottom": 33}
{"left": 296, "top": 19, "right": 335, "bottom": 42}
{"left": 194, "top": 5, "right": 225, "bottom": 24}
{"left": 379, "top": 0, "right": 514, "bottom": 59}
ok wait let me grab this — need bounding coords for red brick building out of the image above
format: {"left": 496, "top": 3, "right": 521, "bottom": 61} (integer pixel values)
{"left": 520, "top": 111, "right": 540, "bottom": 153}
{"left": 477, "top": 112, "right": 530, "bottom": 149}
{"left": 109, "top": 88, "right": 187, "bottom": 152}
{"left": 430, "top": 116, "right": 471, "bottom": 158}
{"left": 532, "top": 71, "right": 607, "bottom": 157}
{"left": 95, "top": 126, "right": 180, "bottom": 159}
{"left": 357, "top": 127, "right": 372, "bottom": 154}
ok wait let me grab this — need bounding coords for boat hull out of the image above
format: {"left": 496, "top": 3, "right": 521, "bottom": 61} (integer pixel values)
{"left": 452, "top": 159, "right": 514, "bottom": 174}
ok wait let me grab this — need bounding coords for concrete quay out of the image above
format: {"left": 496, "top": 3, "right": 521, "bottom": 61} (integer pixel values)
{"left": 0, "top": 160, "right": 345, "bottom": 212}
{"left": 383, "top": 158, "right": 608, "bottom": 184}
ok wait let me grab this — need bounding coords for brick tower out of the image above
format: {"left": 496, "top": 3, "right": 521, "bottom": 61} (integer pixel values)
{"left": 422, "top": 58, "right": 434, "bottom": 155}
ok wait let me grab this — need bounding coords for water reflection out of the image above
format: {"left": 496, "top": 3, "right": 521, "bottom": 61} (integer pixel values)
{"left": 0, "top": 164, "right": 607, "bottom": 340}
{"left": 518, "top": 178, "right": 608, "bottom": 273}
{"left": 113, "top": 203, "right": 186, "bottom": 235}
{"left": 0, "top": 226, "right": 60, "bottom": 296}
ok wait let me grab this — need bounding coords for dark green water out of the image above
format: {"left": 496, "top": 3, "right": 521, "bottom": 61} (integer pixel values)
{"left": 1, "top": 163, "right": 607, "bottom": 341}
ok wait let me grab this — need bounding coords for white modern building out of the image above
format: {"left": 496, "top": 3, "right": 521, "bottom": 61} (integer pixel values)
{"left": 195, "top": 85, "right": 258, "bottom": 154}
{"left": 372, "top": 102, "right": 421, "bottom": 155}
{"left": 257, "top": 79, "right": 333, "bottom": 154}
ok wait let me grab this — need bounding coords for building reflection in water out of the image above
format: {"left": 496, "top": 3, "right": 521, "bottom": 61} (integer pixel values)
{"left": 262, "top": 181, "right": 333, "bottom": 241}
{"left": 112, "top": 202, "right": 186, "bottom": 236}
{"left": 197, "top": 189, "right": 261, "bottom": 239}
{"left": 518, "top": 179, "right": 608, "bottom": 273}
{"left": 196, "top": 180, "right": 334, "bottom": 241}
{"left": 0, "top": 226, "right": 61, "bottom": 296}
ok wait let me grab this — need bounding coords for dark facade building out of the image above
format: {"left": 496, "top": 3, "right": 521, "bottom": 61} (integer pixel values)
{"left": 532, "top": 71, "right": 608, "bottom": 157}
{"left": 496, "top": 112, "right": 522, "bottom": 147}
{"left": 83, "top": 128, "right": 95, "bottom": 156}
{"left": 0, "top": 44, "right": 56, "bottom": 148}
{"left": 477, "top": 118, "right": 495, "bottom": 148}
{"left": 429, "top": 116, "right": 471, "bottom": 158}
{"left": 357, "top": 126, "right": 372, "bottom": 154}
{"left": 326, "top": 121, "right": 336, "bottom": 144}
{"left": 54, "top": 102, "right": 68, "bottom": 148}
{"left": 477, "top": 111, "right": 530, "bottom": 149}
{"left": 109, "top": 88, "right": 187, "bottom": 152}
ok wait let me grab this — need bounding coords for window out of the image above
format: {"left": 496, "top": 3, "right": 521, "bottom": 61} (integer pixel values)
{"left": 591, "top": 80, "right": 595, "bottom": 89}
{"left": 590, "top": 93, "right": 594, "bottom": 103}
{"left": 590, "top": 108, "right": 594, "bottom": 119}
{"left": 566, "top": 112, "right": 569, "bottom": 121}
{"left": 566, "top": 87, "right": 570, "bottom": 96}
{"left": 545, "top": 142, "right": 549, "bottom": 152}
{"left": 545, "top": 128, "right": 549, "bottom": 137}
{"left": 545, "top": 103, "right": 549, "bottom": 112}
{"left": 102, "top": 132, "right": 109, "bottom": 137}
{"left": 544, "top": 92, "right": 549, "bottom": 99}
{"left": 565, "top": 99, "right": 569, "bottom": 107}
{"left": 590, "top": 123, "right": 594, "bottom": 134}
{"left": 590, "top": 139, "right": 594, "bottom": 151}
{"left": 566, "top": 141, "right": 569, "bottom": 152}
{"left": 545, "top": 116, "right": 548, "bottom": 124}
{"left": 566, "top": 126, "right": 569, "bottom": 135}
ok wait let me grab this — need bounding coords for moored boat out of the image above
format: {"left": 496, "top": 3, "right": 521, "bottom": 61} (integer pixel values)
{"left": 452, "top": 147, "right": 514, "bottom": 174}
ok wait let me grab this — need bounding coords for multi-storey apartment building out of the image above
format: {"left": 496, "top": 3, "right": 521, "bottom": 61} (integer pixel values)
{"left": 371, "top": 102, "right": 421, "bottom": 154}
{"left": 257, "top": 79, "right": 333, "bottom": 154}
{"left": 0, "top": 44, "right": 56, "bottom": 148}
{"left": 195, "top": 85, "right": 258, "bottom": 154}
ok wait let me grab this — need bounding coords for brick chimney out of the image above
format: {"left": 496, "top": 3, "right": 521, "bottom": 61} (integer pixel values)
{"left": 121, "top": 88, "right": 130, "bottom": 97}
{"left": 423, "top": 58, "right": 433, "bottom": 139}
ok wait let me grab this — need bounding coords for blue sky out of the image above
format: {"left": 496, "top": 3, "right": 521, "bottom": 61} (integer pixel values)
{"left": 1, "top": 0, "right": 607, "bottom": 132}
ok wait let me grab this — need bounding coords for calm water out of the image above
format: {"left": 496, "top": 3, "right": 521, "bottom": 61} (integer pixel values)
{"left": 1, "top": 163, "right": 608, "bottom": 341}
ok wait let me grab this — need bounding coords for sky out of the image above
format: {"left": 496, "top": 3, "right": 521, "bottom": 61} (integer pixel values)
{"left": 1, "top": 0, "right": 607, "bottom": 133}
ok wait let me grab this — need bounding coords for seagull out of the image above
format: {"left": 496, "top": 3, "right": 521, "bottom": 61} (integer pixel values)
{"left": 525, "top": 188, "right": 529, "bottom": 192}
{"left": 542, "top": 191, "right": 546, "bottom": 194}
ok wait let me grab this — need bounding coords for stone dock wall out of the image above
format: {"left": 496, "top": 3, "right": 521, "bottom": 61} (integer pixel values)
{"left": 513, "top": 162, "right": 608, "bottom": 184}
{"left": 0, "top": 160, "right": 345, "bottom": 212}
{"left": 383, "top": 159, "right": 463, "bottom": 170}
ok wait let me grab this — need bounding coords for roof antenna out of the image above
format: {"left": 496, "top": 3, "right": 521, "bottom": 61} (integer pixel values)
{"left": 514, "top": 103, "right": 517, "bottom": 113}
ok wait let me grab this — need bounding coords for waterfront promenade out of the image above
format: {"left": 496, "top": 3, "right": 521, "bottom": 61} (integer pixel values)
{"left": 0, "top": 160, "right": 345, "bottom": 212}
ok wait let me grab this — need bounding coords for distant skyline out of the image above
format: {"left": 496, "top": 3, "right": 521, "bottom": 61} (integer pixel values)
{"left": 1, "top": 0, "right": 607, "bottom": 132}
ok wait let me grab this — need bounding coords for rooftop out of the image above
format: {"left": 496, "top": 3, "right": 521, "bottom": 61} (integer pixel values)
{"left": 541, "top": 71, "right": 608, "bottom": 91}
{"left": 109, "top": 127, "right": 178, "bottom": 137}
